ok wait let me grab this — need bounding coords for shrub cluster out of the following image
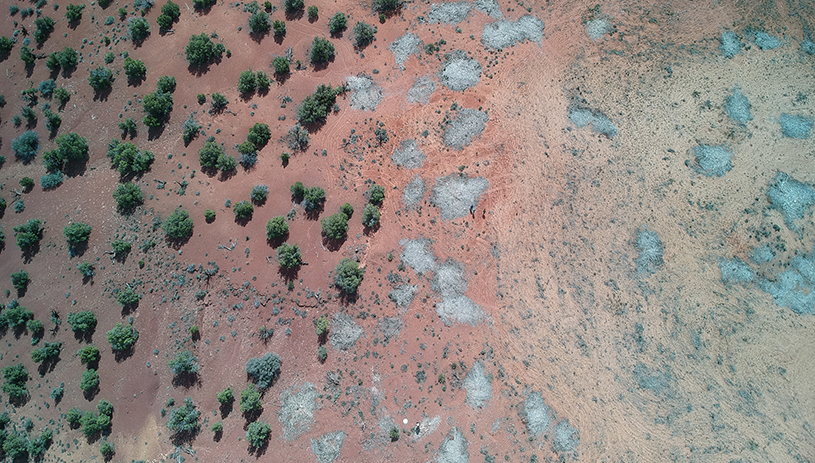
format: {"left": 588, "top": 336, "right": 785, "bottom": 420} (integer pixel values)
{"left": 185, "top": 33, "right": 225, "bottom": 66}
{"left": 107, "top": 139, "right": 155, "bottom": 176}
{"left": 298, "top": 84, "right": 341, "bottom": 124}
{"left": 163, "top": 208, "right": 194, "bottom": 240}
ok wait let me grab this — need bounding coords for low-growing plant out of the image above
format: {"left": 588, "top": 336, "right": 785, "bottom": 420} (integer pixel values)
{"left": 111, "top": 239, "right": 132, "bottom": 257}
{"left": 182, "top": 115, "right": 201, "bottom": 145}
{"left": 77, "top": 262, "right": 95, "bottom": 278}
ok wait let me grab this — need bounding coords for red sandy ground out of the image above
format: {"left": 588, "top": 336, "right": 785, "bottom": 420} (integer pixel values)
{"left": 2, "top": 0, "right": 815, "bottom": 462}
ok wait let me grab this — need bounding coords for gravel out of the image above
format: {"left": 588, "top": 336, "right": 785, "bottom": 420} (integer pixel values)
{"left": 440, "top": 51, "right": 482, "bottom": 91}
{"left": 407, "top": 76, "right": 437, "bottom": 104}
{"left": 392, "top": 139, "right": 426, "bottom": 169}
{"left": 443, "top": 108, "right": 489, "bottom": 149}
{"left": 346, "top": 74, "right": 383, "bottom": 111}
{"left": 390, "top": 33, "right": 422, "bottom": 69}
{"left": 403, "top": 175, "right": 426, "bottom": 208}
{"left": 329, "top": 312, "right": 364, "bottom": 350}
{"left": 481, "top": 15, "right": 544, "bottom": 50}
{"left": 432, "top": 174, "right": 489, "bottom": 220}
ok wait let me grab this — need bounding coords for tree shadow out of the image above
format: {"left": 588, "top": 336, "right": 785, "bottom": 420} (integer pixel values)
{"left": 322, "top": 236, "right": 345, "bottom": 252}
{"left": 273, "top": 33, "right": 286, "bottom": 45}
{"left": 68, "top": 20, "right": 81, "bottom": 30}
{"left": 170, "top": 429, "right": 199, "bottom": 447}
{"left": 61, "top": 66, "right": 76, "bottom": 79}
{"left": 218, "top": 169, "right": 237, "bottom": 182}
{"left": 69, "top": 241, "right": 89, "bottom": 258}
{"left": 83, "top": 385, "right": 99, "bottom": 401}
{"left": 304, "top": 204, "right": 324, "bottom": 220}
{"left": 266, "top": 234, "right": 287, "bottom": 249}
{"left": 200, "top": 165, "right": 219, "bottom": 178}
{"left": 120, "top": 300, "right": 139, "bottom": 317}
{"left": 363, "top": 223, "right": 380, "bottom": 236}
{"left": 37, "top": 356, "right": 61, "bottom": 376}
{"left": 242, "top": 406, "right": 262, "bottom": 424}
{"left": 249, "top": 439, "right": 270, "bottom": 457}
{"left": 250, "top": 31, "right": 268, "bottom": 44}
{"left": 127, "top": 75, "right": 146, "bottom": 87}
{"left": 8, "top": 394, "right": 30, "bottom": 408}
{"left": 92, "top": 87, "right": 113, "bottom": 102}
{"left": 187, "top": 55, "right": 222, "bottom": 76}
{"left": 132, "top": 35, "right": 150, "bottom": 49}
{"left": 113, "top": 348, "right": 135, "bottom": 362}
{"left": 64, "top": 157, "right": 89, "bottom": 178}
{"left": 285, "top": 9, "right": 303, "bottom": 20}
{"left": 22, "top": 244, "right": 41, "bottom": 264}
{"left": 311, "top": 56, "right": 334, "bottom": 72}
{"left": 171, "top": 372, "right": 201, "bottom": 389}
{"left": 219, "top": 401, "right": 233, "bottom": 418}
{"left": 147, "top": 124, "right": 166, "bottom": 141}
{"left": 213, "top": 429, "right": 223, "bottom": 442}
{"left": 235, "top": 215, "right": 253, "bottom": 227}
{"left": 274, "top": 71, "right": 291, "bottom": 85}
{"left": 73, "top": 329, "right": 94, "bottom": 344}
{"left": 277, "top": 265, "right": 299, "bottom": 282}
{"left": 15, "top": 286, "right": 27, "bottom": 298}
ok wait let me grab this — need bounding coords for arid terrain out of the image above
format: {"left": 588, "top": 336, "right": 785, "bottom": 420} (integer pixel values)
{"left": 0, "top": 0, "right": 814, "bottom": 461}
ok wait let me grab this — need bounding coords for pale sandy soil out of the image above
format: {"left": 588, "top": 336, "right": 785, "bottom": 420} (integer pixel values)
{"left": 0, "top": 0, "right": 813, "bottom": 461}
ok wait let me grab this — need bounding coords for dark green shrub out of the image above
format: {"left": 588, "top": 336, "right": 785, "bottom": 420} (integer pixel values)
{"left": 318, "top": 345, "right": 327, "bottom": 361}
{"left": 328, "top": 12, "right": 347, "bottom": 35}
{"left": 118, "top": 118, "right": 137, "bottom": 137}
{"left": 211, "top": 92, "right": 228, "bottom": 110}
{"left": 247, "top": 123, "right": 271, "bottom": 146}
{"left": 1, "top": 300, "right": 33, "bottom": 329}
{"left": 31, "top": 341, "right": 62, "bottom": 363}
{"left": 238, "top": 69, "right": 257, "bottom": 94}
{"left": 20, "top": 46, "right": 36, "bottom": 65}
{"left": 107, "top": 323, "right": 139, "bottom": 351}
{"left": 284, "top": 0, "right": 304, "bottom": 14}
{"left": 353, "top": 21, "right": 376, "bottom": 47}
{"left": 168, "top": 350, "right": 199, "bottom": 375}
{"left": 67, "top": 311, "right": 97, "bottom": 335}
{"left": 107, "top": 139, "right": 155, "bottom": 175}
{"left": 1, "top": 433, "right": 28, "bottom": 461}
{"left": 162, "top": 0, "right": 181, "bottom": 19}
{"left": 116, "top": 287, "right": 139, "bottom": 306}
{"left": 123, "top": 57, "right": 147, "bottom": 78}
{"left": 277, "top": 243, "right": 301, "bottom": 269}
{"left": 66, "top": 408, "right": 83, "bottom": 427}
{"left": 298, "top": 84, "right": 340, "bottom": 124}
{"left": 1, "top": 364, "right": 28, "bottom": 401}
{"left": 12, "top": 131, "right": 40, "bottom": 163}
{"left": 233, "top": 200, "right": 254, "bottom": 220}
{"left": 310, "top": 37, "right": 335, "bottom": 64}
{"left": 192, "top": 0, "right": 216, "bottom": 8}
{"left": 334, "top": 258, "right": 364, "bottom": 294}
{"left": 89, "top": 67, "right": 115, "bottom": 90}
{"left": 79, "top": 346, "right": 100, "bottom": 364}
{"left": 44, "top": 108, "right": 62, "bottom": 132}
{"left": 13, "top": 219, "right": 43, "bottom": 250}
{"left": 113, "top": 182, "right": 144, "bottom": 213}
{"left": 255, "top": 70, "right": 270, "bottom": 91}
{"left": 290, "top": 181, "right": 306, "bottom": 201}
{"left": 368, "top": 184, "right": 385, "bottom": 204}
{"left": 58, "top": 47, "right": 79, "bottom": 69}
{"left": 321, "top": 212, "right": 348, "bottom": 240}
{"left": 307, "top": 5, "right": 318, "bottom": 19}
{"left": 142, "top": 90, "right": 173, "bottom": 127}
{"left": 185, "top": 33, "right": 225, "bottom": 66}
{"left": 217, "top": 387, "right": 233, "bottom": 404}
{"left": 167, "top": 397, "right": 200, "bottom": 436}
{"left": 77, "top": 262, "right": 95, "bottom": 278}
{"left": 273, "top": 56, "right": 289, "bottom": 74}
{"left": 39, "top": 78, "right": 56, "bottom": 96}
{"left": 51, "top": 382, "right": 65, "bottom": 400}
{"left": 340, "top": 203, "right": 354, "bottom": 217}
{"left": 63, "top": 222, "right": 92, "bottom": 251}
{"left": 100, "top": 441, "right": 115, "bottom": 458}
{"left": 246, "top": 421, "right": 271, "bottom": 449}
{"left": 248, "top": 12, "right": 270, "bottom": 34}
{"left": 197, "top": 93, "right": 206, "bottom": 104}
{"left": 211, "top": 422, "right": 223, "bottom": 433}
{"left": 245, "top": 352, "right": 281, "bottom": 390}
{"left": 34, "top": 17, "right": 56, "bottom": 44}
{"left": 182, "top": 115, "right": 201, "bottom": 145}
{"left": 0, "top": 36, "right": 13, "bottom": 54}
{"left": 163, "top": 208, "right": 193, "bottom": 240}
{"left": 266, "top": 216, "right": 289, "bottom": 240}
{"left": 315, "top": 314, "right": 328, "bottom": 335}
{"left": 204, "top": 209, "right": 216, "bottom": 222}
{"left": 156, "top": 13, "right": 173, "bottom": 30}
{"left": 19, "top": 177, "right": 34, "bottom": 191}
{"left": 10, "top": 270, "right": 29, "bottom": 290}
{"left": 303, "top": 186, "right": 326, "bottom": 211}
{"left": 216, "top": 153, "right": 237, "bottom": 172}
{"left": 111, "top": 239, "right": 132, "bottom": 257}
{"left": 373, "top": 0, "right": 402, "bottom": 13}
{"left": 239, "top": 385, "right": 261, "bottom": 414}
{"left": 28, "top": 319, "right": 44, "bottom": 342}
{"left": 80, "top": 369, "right": 99, "bottom": 392}
{"left": 198, "top": 141, "right": 223, "bottom": 169}
{"left": 250, "top": 185, "right": 268, "bottom": 203}
{"left": 79, "top": 411, "right": 101, "bottom": 438}
{"left": 157, "top": 75, "right": 177, "bottom": 93}
{"left": 128, "top": 17, "right": 151, "bottom": 41}
{"left": 65, "top": 3, "right": 85, "bottom": 22}
{"left": 264, "top": 0, "right": 272, "bottom": 10}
